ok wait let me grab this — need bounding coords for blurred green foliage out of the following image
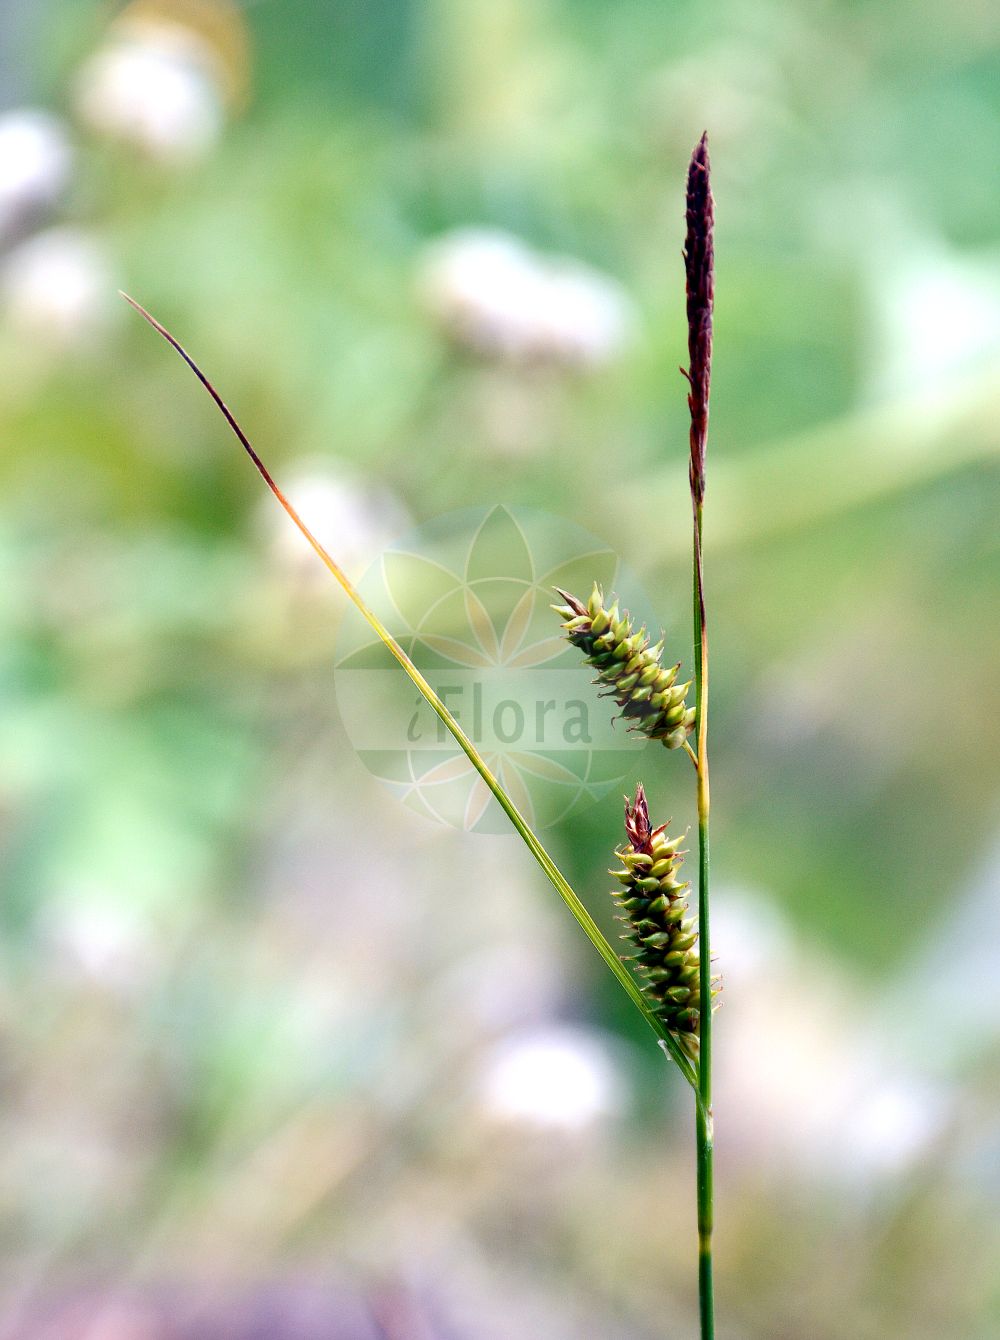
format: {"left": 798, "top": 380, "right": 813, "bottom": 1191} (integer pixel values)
{"left": 1, "top": 1, "right": 999, "bottom": 1337}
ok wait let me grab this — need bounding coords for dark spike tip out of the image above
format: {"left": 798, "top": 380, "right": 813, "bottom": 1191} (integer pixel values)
{"left": 682, "top": 132, "right": 714, "bottom": 504}
{"left": 685, "top": 133, "right": 713, "bottom": 248}
{"left": 624, "top": 783, "right": 652, "bottom": 853}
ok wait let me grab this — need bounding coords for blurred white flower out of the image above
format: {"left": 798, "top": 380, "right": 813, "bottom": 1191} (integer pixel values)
{"left": 1, "top": 227, "right": 115, "bottom": 346}
{"left": 45, "top": 898, "right": 153, "bottom": 992}
{"left": 537, "top": 263, "right": 634, "bottom": 366}
{"left": 0, "top": 108, "right": 74, "bottom": 243}
{"left": 478, "top": 1025, "right": 625, "bottom": 1131}
{"left": 265, "top": 462, "right": 411, "bottom": 583}
{"left": 870, "top": 241, "right": 1000, "bottom": 399}
{"left": 434, "top": 941, "right": 567, "bottom": 1035}
{"left": 75, "top": 19, "right": 225, "bottom": 164}
{"left": 887, "top": 828, "right": 1000, "bottom": 1065}
{"left": 419, "top": 227, "right": 634, "bottom": 369}
{"left": 712, "top": 887, "right": 953, "bottom": 1184}
{"left": 813, "top": 188, "right": 1000, "bottom": 400}
{"left": 842, "top": 1072, "right": 951, "bottom": 1180}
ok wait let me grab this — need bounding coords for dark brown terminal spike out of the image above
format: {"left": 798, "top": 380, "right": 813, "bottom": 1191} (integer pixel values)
{"left": 683, "top": 132, "right": 714, "bottom": 505}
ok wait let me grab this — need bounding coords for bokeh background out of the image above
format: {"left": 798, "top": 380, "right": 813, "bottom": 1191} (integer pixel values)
{"left": 2, "top": 1, "right": 999, "bottom": 1336}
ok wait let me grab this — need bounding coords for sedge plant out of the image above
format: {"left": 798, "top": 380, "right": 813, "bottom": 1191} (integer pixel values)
{"left": 125, "top": 134, "right": 720, "bottom": 1337}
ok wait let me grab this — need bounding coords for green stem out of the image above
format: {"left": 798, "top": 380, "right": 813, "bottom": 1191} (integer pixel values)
{"left": 693, "top": 501, "right": 715, "bottom": 1340}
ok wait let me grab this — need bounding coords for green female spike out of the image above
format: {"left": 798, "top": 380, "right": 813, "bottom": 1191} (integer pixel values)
{"left": 552, "top": 585, "right": 695, "bottom": 749}
{"left": 613, "top": 784, "right": 720, "bottom": 1058}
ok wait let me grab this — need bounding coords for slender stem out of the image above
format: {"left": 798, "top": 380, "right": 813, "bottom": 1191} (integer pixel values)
{"left": 693, "top": 501, "right": 714, "bottom": 1339}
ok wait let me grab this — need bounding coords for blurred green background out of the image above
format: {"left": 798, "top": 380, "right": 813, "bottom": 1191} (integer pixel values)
{"left": 1, "top": 1, "right": 999, "bottom": 1336}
